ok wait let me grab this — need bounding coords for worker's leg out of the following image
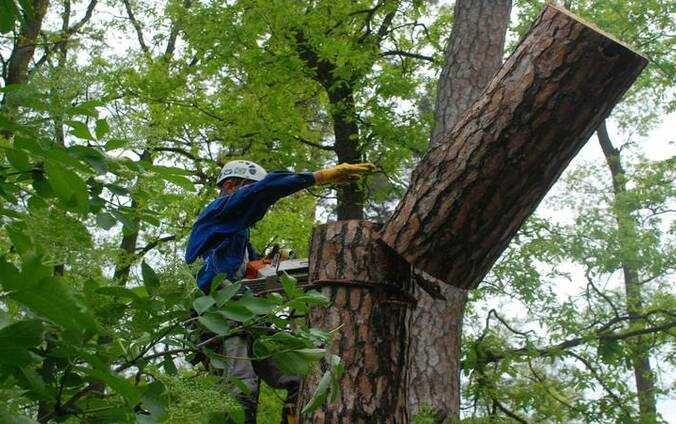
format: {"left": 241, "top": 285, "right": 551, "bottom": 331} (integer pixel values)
{"left": 223, "top": 334, "right": 260, "bottom": 424}
{"left": 253, "top": 355, "right": 300, "bottom": 424}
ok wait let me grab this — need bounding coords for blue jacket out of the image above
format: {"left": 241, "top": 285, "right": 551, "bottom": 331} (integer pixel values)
{"left": 185, "top": 171, "right": 315, "bottom": 291}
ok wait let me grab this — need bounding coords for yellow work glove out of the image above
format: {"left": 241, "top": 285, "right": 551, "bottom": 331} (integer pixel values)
{"left": 313, "top": 162, "right": 376, "bottom": 185}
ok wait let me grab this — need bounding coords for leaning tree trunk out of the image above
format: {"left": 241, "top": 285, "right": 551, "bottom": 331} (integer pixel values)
{"left": 407, "top": 1, "right": 512, "bottom": 420}
{"left": 381, "top": 4, "right": 647, "bottom": 288}
{"left": 299, "top": 220, "right": 412, "bottom": 422}
{"left": 301, "top": 4, "right": 647, "bottom": 423}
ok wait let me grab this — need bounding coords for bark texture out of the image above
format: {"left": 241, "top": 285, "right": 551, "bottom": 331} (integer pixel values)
{"left": 598, "top": 121, "right": 657, "bottom": 422}
{"left": 382, "top": 4, "right": 647, "bottom": 288}
{"left": 430, "top": 0, "right": 512, "bottom": 148}
{"left": 406, "top": 1, "right": 512, "bottom": 420}
{"left": 299, "top": 220, "right": 411, "bottom": 423}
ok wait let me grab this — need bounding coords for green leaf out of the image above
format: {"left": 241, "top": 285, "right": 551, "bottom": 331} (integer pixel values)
{"left": 138, "top": 380, "right": 168, "bottom": 422}
{"left": 0, "top": 257, "right": 99, "bottom": 335}
{"left": 141, "top": 261, "right": 160, "bottom": 295}
{"left": 110, "top": 209, "right": 137, "bottom": 234}
{"left": 106, "top": 183, "right": 129, "bottom": 195}
{"left": 67, "top": 100, "right": 102, "bottom": 117}
{"left": 94, "top": 118, "right": 110, "bottom": 139}
{"left": 84, "top": 366, "right": 140, "bottom": 405}
{"left": 236, "top": 293, "right": 279, "bottom": 315}
{"left": 162, "top": 354, "right": 177, "bottom": 376}
{"left": 198, "top": 313, "right": 231, "bottom": 335}
{"left": 271, "top": 351, "right": 312, "bottom": 376}
{"left": 104, "top": 138, "right": 127, "bottom": 151}
{"left": 0, "top": 0, "right": 18, "bottom": 34}
{"left": 6, "top": 223, "right": 32, "bottom": 254}
{"left": 95, "top": 212, "right": 116, "bottom": 230}
{"left": 44, "top": 161, "right": 88, "bottom": 214}
{"left": 5, "top": 148, "right": 31, "bottom": 172}
{"left": 293, "top": 348, "right": 326, "bottom": 361}
{"left": 0, "top": 207, "right": 23, "bottom": 219}
{"left": 301, "top": 368, "right": 332, "bottom": 415}
{"left": 161, "top": 174, "right": 195, "bottom": 191}
{"left": 95, "top": 286, "right": 142, "bottom": 302}
{"left": 0, "top": 412, "right": 39, "bottom": 424}
{"left": 65, "top": 120, "right": 95, "bottom": 140}
{"left": 151, "top": 165, "right": 193, "bottom": 176}
{"left": 217, "top": 303, "right": 254, "bottom": 322}
{"left": 193, "top": 296, "right": 216, "bottom": 315}
{"left": 281, "top": 272, "right": 303, "bottom": 299}
{"left": 0, "top": 320, "right": 44, "bottom": 366}
{"left": 10, "top": 277, "right": 99, "bottom": 334}
{"left": 214, "top": 283, "right": 241, "bottom": 306}
{"left": 598, "top": 339, "right": 622, "bottom": 365}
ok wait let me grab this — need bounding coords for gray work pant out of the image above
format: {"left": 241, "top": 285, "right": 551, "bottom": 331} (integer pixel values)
{"left": 223, "top": 334, "right": 299, "bottom": 424}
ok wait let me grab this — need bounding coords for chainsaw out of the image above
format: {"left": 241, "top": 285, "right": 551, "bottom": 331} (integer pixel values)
{"left": 241, "top": 245, "right": 311, "bottom": 295}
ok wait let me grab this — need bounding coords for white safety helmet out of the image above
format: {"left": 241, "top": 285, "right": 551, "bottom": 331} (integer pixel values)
{"left": 216, "top": 160, "right": 267, "bottom": 185}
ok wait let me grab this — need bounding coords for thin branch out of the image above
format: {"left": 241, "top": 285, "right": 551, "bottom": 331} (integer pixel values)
{"left": 376, "top": 9, "right": 396, "bottom": 40}
{"left": 381, "top": 50, "right": 436, "bottom": 63}
{"left": 585, "top": 268, "right": 621, "bottom": 318}
{"left": 135, "top": 234, "right": 177, "bottom": 257}
{"left": 293, "top": 135, "right": 335, "bottom": 151}
{"left": 163, "top": 0, "right": 191, "bottom": 59}
{"left": 491, "top": 395, "right": 529, "bottom": 424}
{"left": 67, "top": 0, "right": 98, "bottom": 36}
{"left": 29, "top": 0, "right": 98, "bottom": 73}
{"left": 151, "top": 146, "right": 202, "bottom": 162}
{"left": 122, "top": 0, "right": 151, "bottom": 59}
{"left": 488, "top": 309, "right": 535, "bottom": 338}
{"left": 0, "top": 52, "right": 6, "bottom": 80}
{"left": 476, "top": 319, "right": 676, "bottom": 366}
{"left": 565, "top": 351, "right": 634, "bottom": 419}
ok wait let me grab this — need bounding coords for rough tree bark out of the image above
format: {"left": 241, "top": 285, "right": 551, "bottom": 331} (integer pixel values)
{"left": 381, "top": 4, "right": 647, "bottom": 288}
{"left": 430, "top": 0, "right": 512, "bottom": 148}
{"left": 298, "top": 220, "right": 411, "bottom": 422}
{"left": 598, "top": 121, "right": 657, "bottom": 422}
{"left": 406, "top": 1, "right": 512, "bottom": 420}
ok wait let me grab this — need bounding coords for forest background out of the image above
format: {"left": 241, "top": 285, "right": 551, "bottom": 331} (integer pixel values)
{"left": 0, "top": 0, "right": 674, "bottom": 423}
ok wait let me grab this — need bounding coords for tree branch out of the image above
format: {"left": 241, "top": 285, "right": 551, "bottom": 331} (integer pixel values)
{"left": 376, "top": 9, "right": 396, "bottom": 40}
{"left": 293, "top": 135, "right": 335, "bottom": 151}
{"left": 491, "top": 395, "right": 529, "bottom": 424}
{"left": 565, "top": 351, "right": 634, "bottom": 419}
{"left": 30, "top": 0, "right": 98, "bottom": 73}
{"left": 135, "top": 234, "right": 177, "bottom": 257}
{"left": 67, "top": 0, "right": 98, "bottom": 36}
{"left": 122, "top": 0, "right": 151, "bottom": 59}
{"left": 381, "top": 50, "right": 436, "bottom": 63}
{"left": 475, "top": 319, "right": 676, "bottom": 366}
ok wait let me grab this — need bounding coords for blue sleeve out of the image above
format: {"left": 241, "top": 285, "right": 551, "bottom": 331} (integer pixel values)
{"left": 202, "top": 171, "right": 315, "bottom": 230}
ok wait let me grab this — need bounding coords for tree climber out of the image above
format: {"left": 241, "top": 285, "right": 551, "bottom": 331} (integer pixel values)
{"left": 185, "top": 159, "right": 375, "bottom": 424}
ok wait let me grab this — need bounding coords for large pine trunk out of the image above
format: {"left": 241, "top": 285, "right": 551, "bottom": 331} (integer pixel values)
{"left": 407, "top": 1, "right": 512, "bottom": 420}
{"left": 381, "top": 4, "right": 647, "bottom": 288}
{"left": 299, "top": 221, "right": 412, "bottom": 422}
